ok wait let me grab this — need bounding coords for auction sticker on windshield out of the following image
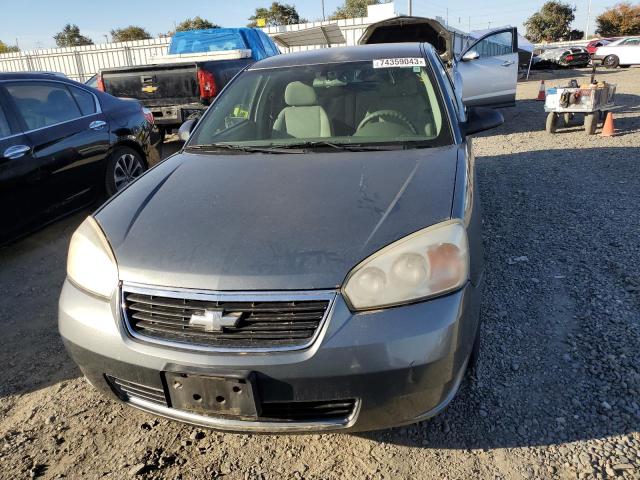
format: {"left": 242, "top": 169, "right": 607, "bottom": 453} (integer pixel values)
{"left": 373, "top": 58, "right": 427, "bottom": 68}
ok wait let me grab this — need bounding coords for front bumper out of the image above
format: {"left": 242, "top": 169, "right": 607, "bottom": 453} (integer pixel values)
{"left": 59, "top": 279, "right": 481, "bottom": 433}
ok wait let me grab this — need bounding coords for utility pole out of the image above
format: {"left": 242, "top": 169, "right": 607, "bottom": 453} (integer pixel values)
{"left": 322, "top": 0, "right": 326, "bottom": 20}
{"left": 584, "top": 0, "right": 592, "bottom": 40}
{"left": 408, "top": 0, "right": 412, "bottom": 16}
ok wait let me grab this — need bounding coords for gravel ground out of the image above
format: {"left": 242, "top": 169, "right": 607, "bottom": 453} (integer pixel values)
{"left": 0, "top": 67, "right": 639, "bottom": 480}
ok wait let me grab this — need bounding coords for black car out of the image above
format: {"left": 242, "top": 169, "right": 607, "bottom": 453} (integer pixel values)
{"left": 0, "top": 72, "right": 160, "bottom": 245}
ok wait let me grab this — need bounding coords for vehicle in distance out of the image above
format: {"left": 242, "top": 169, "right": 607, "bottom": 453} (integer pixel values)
{"left": 594, "top": 37, "right": 640, "bottom": 68}
{"left": 532, "top": 47, "right": 591, "bottom": 69}
{"left": 96, "top": 28, "right": 279, "bottom": 138}
{"left": 0, "top": 72, "right": 160, "bottom": 246}
{"left": 60, "top": 43, "right": 503, "bottom": 432}
{"left": 586, "top": 38, "right": 615, "bottom": 56}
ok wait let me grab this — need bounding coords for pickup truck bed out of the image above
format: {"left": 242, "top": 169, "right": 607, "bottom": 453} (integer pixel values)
{"left": 101, "top": 58, "right": 252, "bottom": 128}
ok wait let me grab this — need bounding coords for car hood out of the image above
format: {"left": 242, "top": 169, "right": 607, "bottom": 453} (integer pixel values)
{"left": 96, "top": 146, "right": 459, "bottom": 291}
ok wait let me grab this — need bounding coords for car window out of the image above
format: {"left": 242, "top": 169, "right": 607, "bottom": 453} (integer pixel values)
{"left": 69, "top": 85, "right": 97, "bottom": 115}
{"left": 0, "top": 104, "right": 11, "bottom": 139}
{"left": 5, "top": 82, "right": 82, "bottom": 130}
{"left": 188, "top": 60, "right": 453, "bottom": 151}
{"left": 471, "top": 30, "right": 513, "bottom": 58}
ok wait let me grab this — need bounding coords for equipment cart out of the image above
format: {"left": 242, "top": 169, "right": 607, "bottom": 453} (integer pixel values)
{"left": 544, "top": 82, "right": 616, "bottom": 134}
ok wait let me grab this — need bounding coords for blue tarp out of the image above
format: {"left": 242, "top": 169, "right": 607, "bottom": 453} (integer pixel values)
{"left": 168, "top": 28, "right": 279, "bottom": 60}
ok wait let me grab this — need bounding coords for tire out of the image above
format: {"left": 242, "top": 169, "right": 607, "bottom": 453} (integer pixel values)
{"left": 603, "top": 55, "right": 619, "bottom": 69}
{"left": 563, "top": 112, "right": 572, "bottom": 126}
{"left": 546, "top": 112, "right": 559, "bottom": 133}
{"left": 584, "top": 113, "right": 597, "bottom": 135}
{"left": 105, "top": 146, "right": 146, "bottom": 197}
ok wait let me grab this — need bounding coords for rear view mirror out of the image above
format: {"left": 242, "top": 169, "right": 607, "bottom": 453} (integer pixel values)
{"left": 461, "top": 50, "right": 480, "bottom": 62}
{"left": 462, "top": 107, "right": 504, "bottom": 136}
{"left": 178, "top": 119, "right": 197, "bottom": 142}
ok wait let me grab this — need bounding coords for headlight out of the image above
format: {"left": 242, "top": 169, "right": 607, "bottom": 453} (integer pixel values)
{"left": 67, "top": 216, "right": 118, "bottom": 298}
{"left": 343, "top": 220, "right": 469, "bottom": 311}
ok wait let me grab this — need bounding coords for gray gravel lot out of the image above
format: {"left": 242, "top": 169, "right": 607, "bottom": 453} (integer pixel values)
{"left": 0, "top": 67, "right": 639, "bottom": 480}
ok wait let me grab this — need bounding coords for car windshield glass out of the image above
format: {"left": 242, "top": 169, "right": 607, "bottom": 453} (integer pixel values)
{"left": 187, "top": 60, "right": 452, "bottom": 151}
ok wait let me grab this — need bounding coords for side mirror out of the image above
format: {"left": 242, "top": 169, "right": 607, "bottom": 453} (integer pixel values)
{"left": 178, "top": 118, "right": 197, "bottom": 142}
{"left": 461, "top": 50, "right": 480, "bottom": 62}
{"left": 462, "top": 106, "right": 504, "bottom": 136}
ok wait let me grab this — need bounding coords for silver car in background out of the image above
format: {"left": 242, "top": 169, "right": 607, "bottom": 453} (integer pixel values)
{"left": 59, "top": 43, "right": 503, "bottom": 432}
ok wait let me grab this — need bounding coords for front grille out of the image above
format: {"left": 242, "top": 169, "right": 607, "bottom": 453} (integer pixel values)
{"left": 260, "top": 399, "right": 357, "bottom": 422}
{"left": 122, "top": 288, "right": 332, "bottom": 350}
{"left": 106, "top": 376, "right": 167, "bottom": 406}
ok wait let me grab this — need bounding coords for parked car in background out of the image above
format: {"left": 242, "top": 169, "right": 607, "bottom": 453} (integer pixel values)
{"left": 586, "top": 38, "right": 614, "bottom": 56}
{"left": 0, "top": 72, "right": 160, "bottom": 246}
{"left": 594, "top": 37, "right": 640, "bottom": 68}
{"left": 532, "top": 47, "right": 590, "bottom": 69}
{"left": 60, "top": 43, "right": 504, "bottom": 432}
{"left": 96, "top": 28, "right": 279, "bottom": 140}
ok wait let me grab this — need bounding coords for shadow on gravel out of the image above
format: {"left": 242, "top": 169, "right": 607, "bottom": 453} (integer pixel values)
{"left": 0, "top": 212, "right": 87, "bottom": 399}
{"left": 360, "top": 146, "right": 640, "bottom": 449}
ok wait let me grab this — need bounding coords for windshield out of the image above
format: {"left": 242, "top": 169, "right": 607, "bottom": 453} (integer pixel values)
{"left": 187, "top": 59, "right": 452, "bottom": 152}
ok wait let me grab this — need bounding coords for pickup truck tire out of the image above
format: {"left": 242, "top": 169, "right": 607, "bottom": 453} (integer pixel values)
{"left": 603, "top": 55, "right": 619, "bottom": 69}
{"left": 105, "top": 146, "right": 147, "bottom": 197}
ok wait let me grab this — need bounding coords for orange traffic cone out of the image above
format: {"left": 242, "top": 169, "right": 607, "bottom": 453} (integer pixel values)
{"left": 536, "top": 80, "right": 546, "bottom": 101}
{"left": 601, "top": 112, "right": 616, "bottom": 137}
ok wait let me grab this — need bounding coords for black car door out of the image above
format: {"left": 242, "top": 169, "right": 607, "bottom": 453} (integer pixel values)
{"left": 0, "top": 89, "right": 44, "bottom": 244}
{"left": 2, "top": 80, "right": 110, "bottom": 219}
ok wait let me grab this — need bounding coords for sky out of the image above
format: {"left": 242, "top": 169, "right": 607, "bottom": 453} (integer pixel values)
{"left": 2, "top": 0, "right": 616, "bottom": 51}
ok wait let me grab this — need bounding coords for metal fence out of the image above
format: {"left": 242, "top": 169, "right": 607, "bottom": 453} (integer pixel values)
{"left": 0, "top": 14, "right": 473, "bottom": 81}
{"left": 0, "top": 38, "right": 171, "bottom": 82}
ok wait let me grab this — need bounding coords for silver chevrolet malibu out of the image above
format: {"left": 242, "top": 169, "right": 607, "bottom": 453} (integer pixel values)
{"left": 59, "top": 43, "right": 503, "bottom": 432}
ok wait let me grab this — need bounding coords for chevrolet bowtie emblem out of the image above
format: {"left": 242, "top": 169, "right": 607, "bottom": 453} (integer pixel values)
{"left": 189, "top": 309, "right": 241, "bottom": 332}
{"left": 141, "top": 85, "right": 158, "bottom": 93}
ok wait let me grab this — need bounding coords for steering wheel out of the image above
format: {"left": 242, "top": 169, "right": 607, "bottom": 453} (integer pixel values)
{"left": 356, "top": 110, "right": 417, "bottom": 135}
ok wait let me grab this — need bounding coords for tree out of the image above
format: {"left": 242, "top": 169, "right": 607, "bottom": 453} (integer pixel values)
{"left": 523, "top": 1, "right": 575, "bottom": 43}
{"left": 53, "top": 24, "right": 94, "bottom": 47}
{"left": 329, "top": 0, "right": 380, "bottom": 20}
{"left": 248, "top": 2, "right": 306, "bottom": 27}
{"left": 0, "top": 40, "right": 19, "bottom": 54}
{"left": 596, "top": 3, "right": 640, "bottom": 37}
{"left": 110, "top": 26, "right": 152, "bottom": 43}
{"left": 175, "top": 16, "right": 220, "bottom": 32}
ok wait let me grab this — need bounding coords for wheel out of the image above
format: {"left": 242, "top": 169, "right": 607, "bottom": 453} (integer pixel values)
{"left": 105, "top": 146, "right": 146, "bottom": 197}
{"left": 603, "top": 55, "right": 619, "bottom": 69}
{"left": 563, "top": 112, "right": 573, "bottom": 126}
{"left": 584, "top": 113, "right": 597, "bottom": 135}
{"left": 546, "top": 112, "right": 559, "bottom": 133}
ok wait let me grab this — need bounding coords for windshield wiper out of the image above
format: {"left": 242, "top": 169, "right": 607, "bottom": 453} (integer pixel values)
{"left": 186, "top": 143, "right": 304, "bottom": 154}
{"left": 276, "top": 140, "right": 406, "bottom": 152}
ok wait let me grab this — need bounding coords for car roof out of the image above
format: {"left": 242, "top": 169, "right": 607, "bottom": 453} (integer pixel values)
{"left": 0, "top": 71, "right": 71, "bottom": 82}
{"left": 249, "top": 43, "right": 427, "bottom": 70}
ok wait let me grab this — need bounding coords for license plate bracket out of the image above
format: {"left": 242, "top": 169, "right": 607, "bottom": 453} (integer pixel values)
{"left": 164, "top": 372, "right": 260, "bottom": 418}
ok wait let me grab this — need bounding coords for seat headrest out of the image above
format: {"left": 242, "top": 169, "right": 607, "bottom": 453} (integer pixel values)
{"left": 285, "top": 81, "right": 317, "bottom": 106}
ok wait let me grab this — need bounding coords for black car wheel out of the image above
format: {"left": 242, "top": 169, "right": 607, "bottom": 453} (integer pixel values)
{"left": 603, "top": 55, "right": 619, "bottom": 69}
{"left": 105, "top": 146, "right": 146, "bottom": 196}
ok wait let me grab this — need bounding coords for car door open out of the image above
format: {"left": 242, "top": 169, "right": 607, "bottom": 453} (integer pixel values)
{"left": 453, "top": 27, "right": 518, "bottom": 107}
